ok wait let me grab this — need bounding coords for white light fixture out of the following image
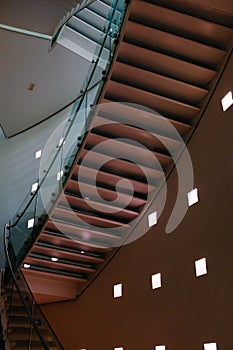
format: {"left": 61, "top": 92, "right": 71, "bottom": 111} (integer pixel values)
{"left": 151, "top": 273, "right": 162, "bottom": 289}
{"left": 35, "top": 150, "right": 42, "bottom": 159}
{"left": 221, "top": 91, "right": 233, "bottom": 112}
{"left": 114, "top": 348, "right": 124, "bottom": 350}
{"left": 58, "top": 137, "right": 65, "bottom": 147}
{"left": 80, "top": 250, "right": 85, "bottom": 254}
{"left": 187, "top": 188, "right": 198, "bottom": 206}
{"left": 204, "top": 343, "right": 217, "bottom": 350}
{"left": 31, "top": 182, "right": 39, "bottom": 193}
{"left": 51, "top": 257, "right": 59, "bottom": 262}
{"left": 57, "top": 170, "right": 64, "bottom": 181}
{"left": 148, "top": 211, "right": 157, "bottom": 227}
{"left": 23, "top": 263, "right": 31, "bottom": 269}
{"left": 27, "top": 218, "right": 34, "bottom": 229}
{"left": 195, "top": 257, "right": 207, "bottom": 277}
{"left": 113, "top": 283, "right": 123, "bottom": 298}
{"left": 155, "top": 346, "right": 166, "bottom": 350}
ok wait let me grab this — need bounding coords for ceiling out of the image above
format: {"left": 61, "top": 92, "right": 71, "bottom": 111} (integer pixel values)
{"left": 0, "top": 0, "right": 90, "bottom": 137}
{"left": 0, "top": 0, "right": 80, "bottom": 34}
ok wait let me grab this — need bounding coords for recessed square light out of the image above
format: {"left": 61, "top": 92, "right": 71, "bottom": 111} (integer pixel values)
{"left": 221, "top": 91, "right": 233, "bottom": 112}
{"left": 187, "top": 188, "right": 198, "bottom": 206}
{"left": 35, "top": 150, "right": 42, "bottom": 159}
{"left": 113, "top": 283, "right": 122, "bottom": 298}
{"left": 31, "top": 182, "right": 39, "bottom": 193}
{"left": 148, "top": 211, "right": 157, "bottom": 227}
{"left": 27, "top": 218, "right": 34, "bottom": 229}
{"left": 151, "top": 273, "right": 162, "bottom": 289}
{"left": 57, "top": 170, "right": 63, "bottom": 181}
{"left": 114, "top": 348, "right": 124, "bottom": 350}
{"left": 23, "top": 263, "right": 31, "bottom": 269}
{"left": 195, "top": 258, "right": 207, "bottom": 277}
{"left": 204, "top": 343, "right": 217, "bottom": 350}
{"left": 155, "top": 346, "right": 166, "bottom": 350}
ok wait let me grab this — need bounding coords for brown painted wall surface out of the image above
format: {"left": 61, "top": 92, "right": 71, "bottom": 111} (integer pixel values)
{"left": 42, "top": 52, "right": 233, "bottom": 350}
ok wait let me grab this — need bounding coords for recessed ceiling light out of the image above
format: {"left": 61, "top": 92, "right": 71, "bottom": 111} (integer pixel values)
{"left": 151, "top": 273, "right": 162, "bottom": 289}
{"left": 31, "top": 182, "right": 39, "bottom": 193}
{"left": 114, "top": 347, "right": 124, "bottom": 350}
{"left": 221, "top": 91, "right": 233, "bottom": 112}
{"left": 187, "top": 188, "right": 198, "bottom": 206}
{"left": 51, "top": 257, "right": 58, "bottom": 262}
{"left": 80, "top": 250, "right": 85, "bottom": 254}
{"left": 27, "top": 218, "right": 34, "bottom": 229}
{"left": 195, "top": 258, "right": 207, "bottom": 277}
{"left": 35, "top": 150, "right": 42, "bottom": 159}
{"left": 57, "top": 170, "right": 63, "bottom": 181}
{"left": 148, "top": 211, "right": 157, "bottom": 227}
{"left": 23, "top": 263, "right": 31, "bottom": 269}
{"left": 113, "top": 283, "right": 123, "bottom": 298}
{"left": 155, "top": 346, "right": 166, "bottom": 350}
{"left": 204, "top": 343, "right": 217, "bottom": 350}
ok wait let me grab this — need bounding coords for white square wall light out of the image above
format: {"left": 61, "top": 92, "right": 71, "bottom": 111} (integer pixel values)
{"left": 187, "top": 188, "right": 198, "bottom": 206}
{"left": 195, "top": 258, "right": 207, "bottom": 277}
{"left": 148, "top": 211, "right": 157, "bottom": 227}
{"left": 155, "top": 346, "right": 166, "bottom": 350}
{"left": 57, "top": 170, "right": 63, "bottom": 181}
{"left": 221, "top": 91, "right": 233, "bottom": 112}
{"left": 31, "top": 182, "right": 38, "bottom": 193}
{"left": 35, "top": 150, "right": 42, "bottom": 159}
{"left": 204, "top": 343, "right": 217, "bottom": 350}
{"left": 113, "top": 283, "right": 123, "bottom": 298}
{"left": 151, "top": 273, "right": 162, "bottom": 289}
{"left": 27, "top": 218, "right": 34, "bottom": 229}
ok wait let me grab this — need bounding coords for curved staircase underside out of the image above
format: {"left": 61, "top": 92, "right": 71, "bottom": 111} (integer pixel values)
{"left": 21, "top": 0, "right": 233, "bottom": 304}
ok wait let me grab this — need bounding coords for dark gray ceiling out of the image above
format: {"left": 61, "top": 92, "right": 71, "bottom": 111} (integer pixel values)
{"left": 0, "top": 0, "right": 90, "bottom": 137}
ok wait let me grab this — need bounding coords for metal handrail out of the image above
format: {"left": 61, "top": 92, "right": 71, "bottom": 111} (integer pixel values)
{"left": 9, "top": 0, "right": 124, "bottom": 230}
{"left": 3, "top": 224, "right": 64, "bottom": 350}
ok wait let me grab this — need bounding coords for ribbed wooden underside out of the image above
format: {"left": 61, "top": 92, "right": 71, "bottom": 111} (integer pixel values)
{"left": 23, "top": 0, "right": 233, "bottom": 303}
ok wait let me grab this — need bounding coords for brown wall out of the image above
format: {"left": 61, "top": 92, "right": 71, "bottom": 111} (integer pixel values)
{"left": 42, "top": 51, "right": 233, "bottom": 350}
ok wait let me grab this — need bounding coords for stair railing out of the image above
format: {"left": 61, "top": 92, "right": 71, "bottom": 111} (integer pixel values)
{"left": 0, "top": 268, "right": 7, "bottom": 349}
{"left": 6, "top": 0, "right": 128, "bottom": 269}
{"left": 3, "top": 224, "right": 64, "bottom": 350}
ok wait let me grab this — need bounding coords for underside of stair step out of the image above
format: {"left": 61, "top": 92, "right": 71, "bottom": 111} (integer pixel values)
{"left": 56, "top": 0, "right": 124, "bottom": 63}
{"left": 17, "top": 0, "right": 233, "bottom": 305}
